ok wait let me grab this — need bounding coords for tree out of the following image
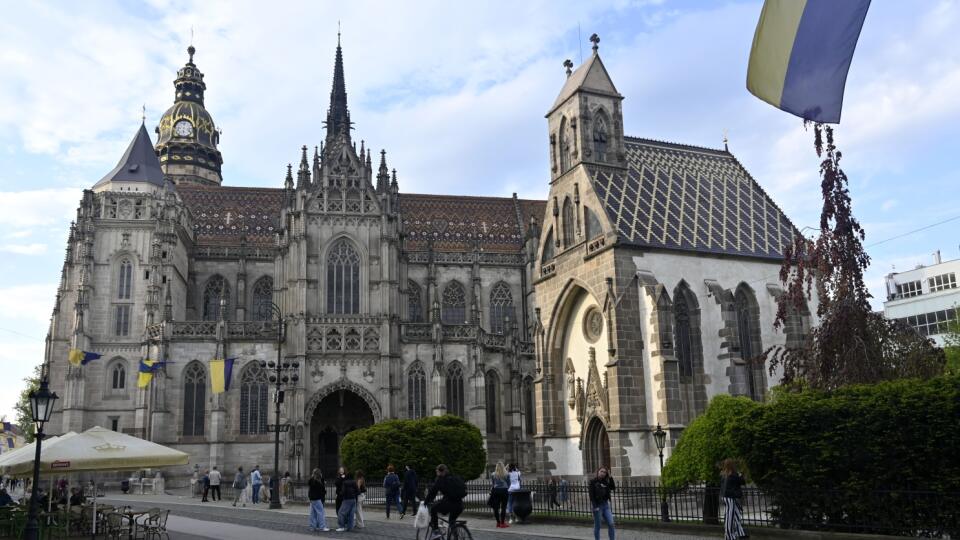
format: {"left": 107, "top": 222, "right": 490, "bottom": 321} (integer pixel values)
{"left": 340, "top": 415, "right": 486, "bottom": 481}
{"left": 15, "top": 364, "right": 41, "bottom": 442}
{"left": 944, "top": 309, "right": 960, "bottom": 375}
{"left": 767, "top": 124, "right": 943, "bottom": 390}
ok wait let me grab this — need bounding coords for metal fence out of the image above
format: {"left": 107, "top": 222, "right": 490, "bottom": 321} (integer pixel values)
{"left": 167, "top": 477, "right": 958, "bottom": 537}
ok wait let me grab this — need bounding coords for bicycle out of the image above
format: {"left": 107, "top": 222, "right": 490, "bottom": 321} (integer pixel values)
{"left": 416, "top": 511, "right": 473, "bottom": 540}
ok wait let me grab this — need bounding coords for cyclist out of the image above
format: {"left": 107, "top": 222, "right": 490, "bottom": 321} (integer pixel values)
{"left": 424, "top": 464, "right": 466, "bottom": 539}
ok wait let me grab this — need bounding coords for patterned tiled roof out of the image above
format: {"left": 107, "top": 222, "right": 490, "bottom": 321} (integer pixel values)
{"left": 176, "top": 185, "right": 283, "bottom": 246}
{"left": 399, "top": 194, "right": 547, "bottom": 253}
{"left": 588, "top": 137, "right": 796, "bottom": 260}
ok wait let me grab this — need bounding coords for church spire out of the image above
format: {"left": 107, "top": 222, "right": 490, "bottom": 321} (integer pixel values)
{"left": 377, "top": 150, "right": 389, "bottom": 192}
{"left": 324, "top": 34, "right": 351, "bottom": 144}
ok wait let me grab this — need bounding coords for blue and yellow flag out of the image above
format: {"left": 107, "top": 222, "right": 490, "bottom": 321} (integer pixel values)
{"left": 68, "top": 349, "right": 103, "bottom": 367}
{"left": 210, "top": 358, "right": 237, "bottom": 394}
{"left": 1, "top": 422, "right": 11, "bottom": 433}
{"left": 747, "top": 0, "right": 871, "bottom": 123}
{"left": 137, "top": 359, "right": 167, "bottom": 389}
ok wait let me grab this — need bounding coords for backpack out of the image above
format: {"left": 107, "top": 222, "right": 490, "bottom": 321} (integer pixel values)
{"left": 445, "top": 475, "right": 466, "bottom": 500}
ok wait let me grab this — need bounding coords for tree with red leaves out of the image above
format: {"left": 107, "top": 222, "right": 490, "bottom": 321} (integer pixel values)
{"left": 767, "top": 124, "right": 943, "bottom": 390}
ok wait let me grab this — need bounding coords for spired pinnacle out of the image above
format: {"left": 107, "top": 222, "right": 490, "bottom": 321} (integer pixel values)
{"left": 324, "top": 34, "right": 351, "bottom": 144}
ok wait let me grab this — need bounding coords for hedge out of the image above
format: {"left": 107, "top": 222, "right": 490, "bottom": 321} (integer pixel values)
{"left": 340, "top": 415, "right": 486, "bottom": 481}
{"left": 731, "top": 375, "right": 960, "bottom": 535}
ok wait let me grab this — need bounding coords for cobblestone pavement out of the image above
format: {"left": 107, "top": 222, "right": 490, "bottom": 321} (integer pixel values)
{"left": 103, "top": 493, "right": 716, "bottom": 540}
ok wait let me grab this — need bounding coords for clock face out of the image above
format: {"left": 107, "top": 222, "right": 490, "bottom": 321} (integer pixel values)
{"left": 174, "top": 120, "right": 193, "bottom": 137}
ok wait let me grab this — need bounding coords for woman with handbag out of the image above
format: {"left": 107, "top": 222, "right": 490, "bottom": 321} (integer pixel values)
{"left": 489, "top": 462, "right": 509, "bottom": 528}
{"left": 354, "top": 470, "right": 367, "bottom": 529}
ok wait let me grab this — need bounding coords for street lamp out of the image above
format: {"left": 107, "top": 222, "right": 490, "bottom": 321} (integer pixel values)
{"left": 293, "top": 426, "right": 304, "bottom": 481}
{"left": 261, "top": 302, "right": 299, "bottom": 510}
{"left": 24, "top": 375, "right": 59, "bottom": 540}
{"left": 652, "top": 423, "right": 670, "bottom": 522}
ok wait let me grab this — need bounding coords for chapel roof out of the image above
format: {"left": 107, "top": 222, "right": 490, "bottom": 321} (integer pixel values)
{"left": 399, "top": 193, "right": 546, "bottom": 253}
{"left": 548, "top": 48, "right": 621, "bottom": 115}
{"left": 176, "top": 185, "right": 283, "bottom": 247}
{"left": 93, "top": 123, "right": 166, "bottom": 188}
{"left": 586, "top": 137, "right": 797, "bottom": 260}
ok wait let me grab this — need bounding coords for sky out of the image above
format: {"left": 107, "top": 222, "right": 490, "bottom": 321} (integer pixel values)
{"left": 0, "top": 0, "right": 958, "bottom": 421}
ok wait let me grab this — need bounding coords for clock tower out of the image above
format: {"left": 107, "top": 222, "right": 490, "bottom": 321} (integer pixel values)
{"left": 155, "top": 46, "right": 224, "bottom": 186}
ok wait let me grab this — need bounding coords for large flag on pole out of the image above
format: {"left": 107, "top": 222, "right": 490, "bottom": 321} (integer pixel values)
{"left": 210, "top": 358, "right": 237, "bottom": 394}
{"left": 68, "top": 349, "right": 103, "bottom": 367}
{"left": 747, "top": 0, "right": 871, "bottom": 123}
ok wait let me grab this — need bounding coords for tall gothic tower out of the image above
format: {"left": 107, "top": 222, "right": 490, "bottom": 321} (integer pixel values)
{"left": 155, "top": 46, "right": 224, "bottom": 186}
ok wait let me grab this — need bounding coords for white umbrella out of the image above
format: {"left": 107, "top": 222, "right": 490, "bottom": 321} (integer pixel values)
{"left": 0, "top": 426, "right": 189, "bottom": 536}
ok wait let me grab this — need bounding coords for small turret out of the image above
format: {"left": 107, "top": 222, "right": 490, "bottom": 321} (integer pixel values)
{"left": 377, "top": 150, "right": 389, "bottom": 192}
{"left": 297, "top": 145, "right": 311, "bottom": 189}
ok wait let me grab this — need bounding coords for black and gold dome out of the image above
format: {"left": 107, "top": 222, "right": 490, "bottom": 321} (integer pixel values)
{"left": 155, "top": 46, "right": 223, "bottom": 186}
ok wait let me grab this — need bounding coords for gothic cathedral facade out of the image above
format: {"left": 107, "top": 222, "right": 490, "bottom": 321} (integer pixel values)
{"left": 45, "top": 38, "right": 811, "bottom": 480}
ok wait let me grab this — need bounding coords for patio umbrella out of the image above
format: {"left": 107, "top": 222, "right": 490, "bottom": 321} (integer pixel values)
{"left": 0, "top": 426, "right": 189, "bottom": 536}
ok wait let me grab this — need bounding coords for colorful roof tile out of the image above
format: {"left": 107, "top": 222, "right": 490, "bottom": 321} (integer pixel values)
{"left": 588, "top": 137, "right": 796, "bottom": 260}
{"left": 176, "top": 185, "right": 283, "bottom": 247}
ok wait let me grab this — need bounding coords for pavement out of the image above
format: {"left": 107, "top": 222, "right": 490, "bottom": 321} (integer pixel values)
{"left": 101, "top": 491, "right": 717, "bottom": 540}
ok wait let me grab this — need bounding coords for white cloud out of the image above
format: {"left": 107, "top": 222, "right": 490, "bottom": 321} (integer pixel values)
{"left": 0, "top": 284, "right": 58, "bottom": 325}
{"left": 0, "top": 188, "right": 82, "bottom": 228}
{"left": 0, "top": 340, "right": 44, "bottom": 422}
{"left": 0, "top": 243, "right": 47, "bottom": 255}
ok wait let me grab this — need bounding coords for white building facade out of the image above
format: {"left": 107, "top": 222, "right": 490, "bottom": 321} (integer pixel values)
{"left": 884, "top": 252, "right": 960, "bottom": 346}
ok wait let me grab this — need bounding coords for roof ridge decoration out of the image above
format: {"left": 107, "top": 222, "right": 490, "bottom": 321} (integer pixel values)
{"left": 547, "top": 34, "right": 621, "bottom": 116}
{"left": 94, "top": 123, "right": 165, "bottom": 188}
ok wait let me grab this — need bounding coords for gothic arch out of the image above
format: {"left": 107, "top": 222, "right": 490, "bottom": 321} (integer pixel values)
{"left": 446, "top": 360, "right": 466, "bottom": 418}
{"left": 325, "top": 237, "right": 362, "bottom": 314}
{"left": 674, "top": 280, "right": 707, "bottom": 421}
{"left": 407, "top": 361, "right": 427, "bottom": 419}
{"left": 484, "top": 368, "right": 500, "bottom": 434}
{"left": 592, "top": 107, "right": 610, "bottom": 162}
{"left": 541, "top": 227, "right": 555, "bottom": 262}
{"left": 558, "top": 116, "right": 571, "bottom": 173}
{"left": 201, "top": 275, "right": 230, "bottom": 321}
{"left": 182, "top": 361, "right": 206, "bottom": 438}
{"left": 250, "top": 275, "right": 274, "bottom": 322}
{"left": 441, "top": 281, "right": 467, "bottom": 324}
{"left": 734, "top": 282, "right": 765, "bottom": 400}
{"left": 561, "top": 197, "right": 575, "bottom": 247}
{"left": 489, "top": 281, "right": 514, "bottom": 334}
{"left": 239, "top": 362, "right": 269, "bottom": 435}
{"left": 105, "top": 357, "right": 128, "bottom": 391}
{"left": 407, "top": 280, "right": 424, "bottom": 322}
{"left": 583, "top": 415, "right": 611, "bottom": 474}
{"left": 304, "top": 380, "right": 383, "bottom": 424}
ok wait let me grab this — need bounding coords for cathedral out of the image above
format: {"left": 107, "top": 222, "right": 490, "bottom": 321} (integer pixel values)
{"left": 44, "top": 35, "right": 812, "bottom": 480}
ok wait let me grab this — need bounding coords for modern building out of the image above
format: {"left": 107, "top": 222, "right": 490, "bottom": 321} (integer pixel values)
{"left": 884, "top": 251, "right": 959, "bottom": 346}
{"left": 44, "top": 36, "right": 812, "bottom": 480}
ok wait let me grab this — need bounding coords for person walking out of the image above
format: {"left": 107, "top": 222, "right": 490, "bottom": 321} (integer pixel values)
{"left": 280, "top": 472, "right": 291, "bottom": 506}
{"left": 548, "top": 476, "right": 561, "bottom": 509}
{"left": 336, "top": 471, "right": 359, "bottom": 532}
{"left": 334, "top": 466, "right": 346, "bottom": 513}
{"left": 232, "top": 467, "right": 248, "bottom": 507}
{"left": 250, "top": 466, "right": 262, "bottom": 504}
{"left": 721, "top": 459, "right": 747, "bottom": 540}
{"left": 354, "top": 470, "right": 367, "bottom": 529}
{"left": 383, "top": 465, "right": 401, "bottom": 519}
{"left": 589, "top": 467, "right": 616, "bottom": 540}
{"left": 559, "top": 477, "right": 569, "bottom": 508}
{"left": 200, "top": 469, "right": 210, "bottom": 502}
{"left": 399, "top": 464, "right": 418, "bottom": 519}
{"left": 489, "top": 461, "right": 509, "bottom": 528}
{"left": 308, "top": 468, "right": 330, "bottom": 532}
{"left": 208, "top": 466, "right": 222, "bottom": 502}
{"left": 506, "top": 463, "right": 522, "bottom": 523}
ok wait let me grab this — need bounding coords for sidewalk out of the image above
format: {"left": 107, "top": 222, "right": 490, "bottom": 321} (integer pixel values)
{"left": 101, "top": 491, "right": 713, "bottom": 540}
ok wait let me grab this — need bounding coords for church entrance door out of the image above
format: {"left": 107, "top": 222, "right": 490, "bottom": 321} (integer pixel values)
{"left": 309, "top": 389, "right": 375, "bottom": 478}
{"left": 584, "top": 417, "right": 611, "bottom": 474}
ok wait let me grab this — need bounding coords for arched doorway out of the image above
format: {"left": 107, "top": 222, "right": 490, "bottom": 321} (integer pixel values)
{"left": 309, "top": 389, "right": 375, "bottom": 478}
{"left": 583, "top": 417, "right": 611, "bottom": 474}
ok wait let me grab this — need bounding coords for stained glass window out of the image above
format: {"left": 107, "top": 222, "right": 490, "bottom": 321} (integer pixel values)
{"left": 407, "top": 362, "right": 426, "bottom": 419}
{"left": 202, "top": 275, "right": 229, "bottom": 321}
{"left": 485, "top": 370, "right": 499, "bottom": 434}
{"left": 407, "top": 280, "right": 423, "bottom": 322}
{"left": 183, "top": 363, "right": 206, "bottom": 437}
{"left": 240, "top": 363, "right": 269, "bottom": 435}
{"left": 251, "top": 276, "right": 274, "bottom": 322}
{"left": 446, "top": 361, "right": 465, "bottom": 418}
{"left": 327, "top": 239, "right": 361, "bottom": 314}
{"left": 489, "top": 282, "right": 514, "bottom": 335}
{"left": 441, "top": 282, "right": 466, "bottom": 324}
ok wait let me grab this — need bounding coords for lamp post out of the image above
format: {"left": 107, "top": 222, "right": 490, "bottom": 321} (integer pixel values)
{"left": 652, "top": 423, "right": 670, "bottom": 523}
{"left": 261, "top": 302, "right": 299, "bottom": 510}
{"left": 24, "top": 375, "right": 59, "bottom": 540}
{"left": 294, "top": 426, "right": 304, "bottom": 481}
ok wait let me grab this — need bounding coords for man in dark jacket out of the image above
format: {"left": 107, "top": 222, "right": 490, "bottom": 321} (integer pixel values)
{"left": 588, "top": 467, "right": 616, "bottom": 540}
{"left": 399, "top": 464, "right": 418, "bottom": 518}
{"left": 425, "top": 464, "right": 465, "bottom": 537}
{"left": 308, "top": 468, "right": 330, "bottom": 532}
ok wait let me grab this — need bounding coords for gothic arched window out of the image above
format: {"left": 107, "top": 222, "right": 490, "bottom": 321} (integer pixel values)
{"left": 327, "top": 239, "right": 361, "bottom": 314}
{"left": 674, "top": 289, "right": 694, "bottom": 377}
{"left": 562, "top": 197, "right": 575, "bottom": 247}
{"left": 202, "top": 275, "right": 229, "bottom": 321}
{"left": 541, "top": 228, "right": 555, "bottom": 262}
{"left": 735, "top": 284, "right": 764, "bottom": 400}
{"left": 485, "top": 370, "right": 499, "bottom": 434}
{"left": 183, "top": 362, "right": 206, "bottom": 437}
{"left": 251, "top": 276, "right": 274, "bottom": 322}
{"left": 441, "top": 281, "right": 466, "bottom": 324}
{"left": 585, "top": 206, "right": 603, "bottom": 240}
{"left": 593, "top": 111, "right": 609, "bottom": 161}
{"left": 117, "top": 260, "right": 132, "bottom": 299}
{"left": 523, "top": 376, "right": 535, "bottom": 435}
{"left": 407, "top": 280, "right": 424, "bottom": 323}
{"left": 112, "top": 362, "right": 126, "bottom": 390}
{"left": 407, "top": 362, "right": 426, "bottom": 419}
{"left": 240, "top": 363, "right": 269, "bottom": 435}
{"left": 559, "top": 117, "right": 571, "bottom": 173}
{"left": 489, "top": 282, "right": 514, "bottom": 335}
{"left": 446, "top": 361, "right": 465, "bottom": 418}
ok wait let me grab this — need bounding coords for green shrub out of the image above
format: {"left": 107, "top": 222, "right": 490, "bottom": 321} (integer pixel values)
{"left": 731, "top": 375, "right": 960, "bottom": 535}
{"left": 662, "top": 394, "right": 760, "bottom": 490}
{"left": 340, "top": 415, "right": 486, "bottom": 481}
